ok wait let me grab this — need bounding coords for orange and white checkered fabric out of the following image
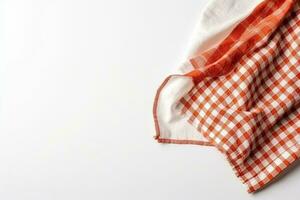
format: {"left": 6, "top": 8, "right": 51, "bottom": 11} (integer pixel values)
{"left": 154, "top": 0, "right": 300, "bottom": 193}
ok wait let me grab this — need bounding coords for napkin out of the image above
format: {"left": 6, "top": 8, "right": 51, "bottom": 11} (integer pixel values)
{"left": 153, "top": 0, "right": 300, "bottom": 193}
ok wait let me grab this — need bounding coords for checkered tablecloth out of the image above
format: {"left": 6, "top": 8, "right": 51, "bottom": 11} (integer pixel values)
{"left": 154, "top": 0, "right": 300, "bottom": 193}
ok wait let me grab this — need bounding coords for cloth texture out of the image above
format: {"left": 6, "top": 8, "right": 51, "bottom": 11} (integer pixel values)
{"left": 153, "top": 0, "right": 300, "bottom": 193}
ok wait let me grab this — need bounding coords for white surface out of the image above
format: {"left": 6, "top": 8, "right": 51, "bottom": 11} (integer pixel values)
{"left": 0, "top": 0, "right": 299, "bottom": 199}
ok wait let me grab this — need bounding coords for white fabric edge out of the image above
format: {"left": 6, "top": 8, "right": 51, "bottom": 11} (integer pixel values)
{"left": 156, "top": 75, "right": 208, "bottom": 142}
{"left": 177, "top": 0, "right": 264, "bottom": 73}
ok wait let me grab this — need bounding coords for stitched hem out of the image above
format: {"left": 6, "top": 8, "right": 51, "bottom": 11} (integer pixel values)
{"left": 154, "top": 136, "right": 213, "bottom": 146}
{"left": 153, "top": 75, "right": 211, "bottom": 146}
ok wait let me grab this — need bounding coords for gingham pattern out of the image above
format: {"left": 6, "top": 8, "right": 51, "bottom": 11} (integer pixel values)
{"left": 178, "top": 0, "right": 300, "bottom": 192}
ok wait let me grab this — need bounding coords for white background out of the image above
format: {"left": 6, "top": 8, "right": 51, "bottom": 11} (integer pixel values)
{"left": 0, "top": 0, "right": 299, "bottom": 199}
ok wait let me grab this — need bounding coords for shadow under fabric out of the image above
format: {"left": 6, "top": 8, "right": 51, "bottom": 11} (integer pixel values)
{"left": 153, "top": 0, "right": 300, "bottom": 193}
